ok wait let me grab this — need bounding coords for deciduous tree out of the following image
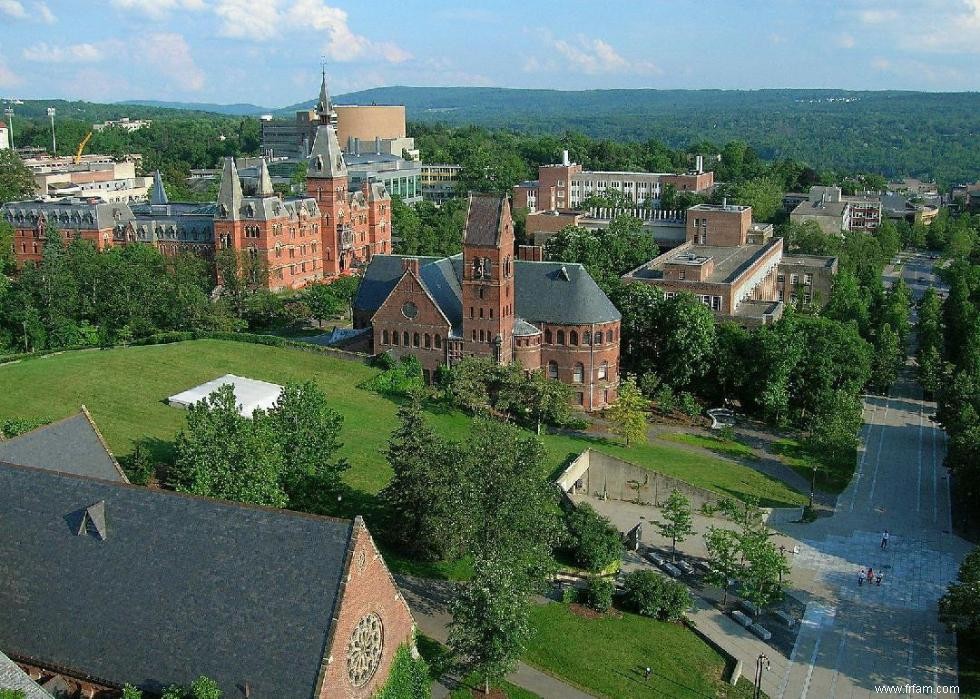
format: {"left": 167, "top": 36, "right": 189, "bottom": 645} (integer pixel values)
{"left": 655, "top": 489, "right": 696, "bottom": 561}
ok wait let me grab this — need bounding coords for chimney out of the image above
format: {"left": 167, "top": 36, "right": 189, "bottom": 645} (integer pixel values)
{"left": 562, "top": 149, "right": 570, "bottom": 166}
{"left": 695, "top": 155, "right": 703, "bottom": 174}
{"left": 375, "top": 136, "right": 382, "bottom": 154}
{"left": 402, "top": 257, "right": 420, "bottom": 276}
{"left": 722, "top": 196, "right": 728, "bottom": 208}
{"left": 518, "top": 244, "right": 544, "bottom": 262}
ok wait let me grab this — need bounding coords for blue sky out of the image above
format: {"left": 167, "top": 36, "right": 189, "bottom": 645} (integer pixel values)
{"left": 1, "top": 0, "right": 979, "bottom": 105}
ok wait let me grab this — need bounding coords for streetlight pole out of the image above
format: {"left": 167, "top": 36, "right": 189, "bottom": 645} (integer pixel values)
{"left": 754, "top": 653, "right": 770, "bottom": 699}
{"left": 3, "top": 107, "right": 13, "bottom": 149}
{"left": 47, "top": 107, "right": 56, "bottom": 154}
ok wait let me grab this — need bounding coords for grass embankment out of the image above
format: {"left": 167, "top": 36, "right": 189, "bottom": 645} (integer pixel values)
{"left": 0, "top": 340, "right": 804, "bottom": 510}
{"left": 523, "top": 603, "right": 756, "bottom": 698}
{"left": 772, "top": 437, "right": 856, "bottom": 495}
{"left": 658, "top": 432, "right": 760, "bottom": 461}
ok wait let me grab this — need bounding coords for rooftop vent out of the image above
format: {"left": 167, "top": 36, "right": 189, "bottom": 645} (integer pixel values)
{"left": 558, "top": 265, "right": 570, "bottom": 281}
{"left": 76, "top": 500, "right": 108, "bottom": 541}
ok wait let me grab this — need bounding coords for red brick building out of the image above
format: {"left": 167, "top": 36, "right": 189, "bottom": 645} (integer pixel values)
{"left": 0, "top": 416, "right": 417, "bottom": 698}
{"left": 355, "top": 194, "right": 622, "bottom": 410}
{"left": 2, "top": 92, "right": 392, "bottom": 292}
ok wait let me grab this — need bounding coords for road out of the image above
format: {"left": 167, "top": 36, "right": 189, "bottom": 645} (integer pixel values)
{"left": 764, "top": 251, "right": 973, "bottom": 698}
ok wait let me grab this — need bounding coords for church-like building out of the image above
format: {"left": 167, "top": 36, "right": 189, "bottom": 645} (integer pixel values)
{"left": 354, "top": 194, "right": 622, "bottom": 410}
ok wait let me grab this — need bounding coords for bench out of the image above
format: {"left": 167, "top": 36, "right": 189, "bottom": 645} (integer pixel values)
{"left": 678, "top": 561, "right": 696, "bottom": 575}
{"left": 646, "top": 552, "right": 665, "bottom": 565}
{"left": 750, "top": 623, "right": 772, "bottom": 641}
{"left": 731, "top": 610, "right": 753, "bottom": 628}
{"left": 775, "top": 610, "right": 797, "bottom": 628}
{"left": 662, "top": 563, "right": 681, "bottom": 577}
{"left": 741, "top": 600, "right": 761, "bottom": 617}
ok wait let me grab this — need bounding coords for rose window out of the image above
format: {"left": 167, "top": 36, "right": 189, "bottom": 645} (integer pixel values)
{"left": 346, "top": 613, "right": 384, "bottom": 687}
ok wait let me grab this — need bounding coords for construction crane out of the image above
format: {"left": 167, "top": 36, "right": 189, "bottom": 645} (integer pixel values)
{"left": 74, "top": 130, "right": 93, "bottom": 164}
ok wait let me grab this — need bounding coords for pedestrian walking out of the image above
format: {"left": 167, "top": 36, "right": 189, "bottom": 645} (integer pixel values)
{"left": 644, "top": 667, "right": 652, "bottom": 681}
{"left": 876, "top": 571, "right": 883, "bottom": 586}
{"left": 867, "top": 567, "right": 874, "bottom": 585}
{"left": 881, "top": 529, "right": 890, "bottom": 549}
{"left": 858, "top": 568, "right": 865, "bottom": 586}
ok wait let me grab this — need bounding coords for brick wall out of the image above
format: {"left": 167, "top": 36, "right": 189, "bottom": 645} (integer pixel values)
{"left": 316, "top": 518, "right": 416, "bottom": 699}
{"left": 539, "top": 320, "right": 620, "bottom": 410}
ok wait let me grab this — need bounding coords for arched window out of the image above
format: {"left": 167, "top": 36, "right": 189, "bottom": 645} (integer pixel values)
{"left": 557, "top": 330, "right": 565, "bottom": 345}
{"left": 570, "top": 330, "right": 578, "bottom": 346}
{"left": 382, "top": 329, "right": 389, "bottom": 344}
{"left": 548, "top": 361, "right": 559, "bottom": 380}
{"left": 573, "top": 363, "right": 584, "bottom": 383}
{"left": 403, "top": 331, "right": 410, "bottom": 346}
{"left": 435, "top": 334, "right": 442, "bottom": 349}
{"left": 424, "top": 333, "right": 431, "bottom": 349}
{"left": 392, "top": 331, "right": 399, "bottom": 346}
{"left": 606, "top": 329, "right": 613, "bottom": 343}
{"left": 472, "top": 257, "right": 482, "bottom": 279}
{"left": 482, "top": 257, "right": 491, "bottom": 278}
{"left": 413, "top": 332, "right": 420, "bottom": 347}
{"left": 544, "top": 328, "right": 552, "bottom": 344}
{"left": 583, "top": 331, "right": 592, "bottom": 345}
{"left": 594, "top": 332, "right": 602, "bottom": 346}
{"left": 598, "top": 361, "right": 608, "bottom": 380}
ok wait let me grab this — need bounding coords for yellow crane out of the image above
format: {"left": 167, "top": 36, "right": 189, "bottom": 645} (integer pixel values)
{"left": 74, "top": 130, "right": 93, "bottom": 164}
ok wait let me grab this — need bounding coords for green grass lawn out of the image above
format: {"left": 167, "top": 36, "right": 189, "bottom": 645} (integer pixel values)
{"left": 0, "top": 340, "right": 804, "bottom": 508}
{"left": 524, "top": 603, "right": 756, "bottom": 699}
{"left": 772, "top": 437, "right": 856, "bottom": 495}
{"left": 658, "top": 431, "right": 760, "bottom": 462}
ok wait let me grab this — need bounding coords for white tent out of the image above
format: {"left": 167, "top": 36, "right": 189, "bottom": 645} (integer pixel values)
{"left": 167, "top": 374, "right": 284, "bottom": 418}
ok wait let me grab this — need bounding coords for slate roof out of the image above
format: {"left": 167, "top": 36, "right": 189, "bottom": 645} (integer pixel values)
{"left": 513, "top": 318, "right": 541, "bottom": 336}
{"left": 463, "top": 194, "right": 506, "bottom": 247}
{"left": 308, "top": 125, "right": 347, "bottom": 179}
{"left": 0, "top": 410, "right": 127, "bottom": 483}
{"left": 0, "top": 462, "right": 355, "bottom": 697}
{"left": 149, "top": 171, "right": 169, "bottom": 205}
{"left": 356, "top": 254, "right": 620, "bottom": 328}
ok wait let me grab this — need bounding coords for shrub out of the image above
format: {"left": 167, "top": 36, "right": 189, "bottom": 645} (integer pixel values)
{"left": 372, "top": 644, "right": 431, "bottom": 699}
{"left": 0, "top": 416, "right": 49, "bottom": 439}
{"left": 561, "top": 415, "right": 590, "bottom": 431}
{"left": 123, "top": 440, "right": 155, "bottom": 486}
{"left": 360, "top": 356, "right": 424, "bottom": 397}
{"left": 655, "top": 385, "right": 676, "bottom": 413}
{"left": 372, "top": 350, "right": 397, "bottom": 370}
{"left": 585, "top": 576, "right": 614, "bottom": 612}
{"left": 622, "top": 570, "right": 693, "bottom": 621}
{"left": 677, "top": 391, "right": 701, "bottom": 418}
{"left": 638, "top": 372, "right": 662, "bottom": 397}
{"left": 566, "top": 504, "right": 624, "bottom": 572}
{"left": 561, "top": 585, "right": 578, "bottom": 604}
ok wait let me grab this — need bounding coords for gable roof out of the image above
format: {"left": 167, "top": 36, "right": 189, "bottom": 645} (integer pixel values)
{"left": 357, "top": 254, "right": 620, "bottom": 327}
{"left": 0, "top": 462, "right": 355, "bottom": 697}
{"left": 0, "top": 651, "right": 54, "bottom": 699}
{"left": 0, "top": 409, "right": 127, "bottom": 483}
{"left": 463, "top": 194, "right": 506, "bottom": 247}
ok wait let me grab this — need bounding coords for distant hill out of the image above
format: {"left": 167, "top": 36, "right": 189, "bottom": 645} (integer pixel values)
{"left": 119, "top": 100, "right": 272, "bottom": 116}
{"left": 8, "top": 99, "right": 243, "bottom": 121}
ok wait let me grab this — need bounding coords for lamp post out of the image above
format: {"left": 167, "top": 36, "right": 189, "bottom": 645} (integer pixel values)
{"left": 3, "top": 107, "right": 13, "bottom": 149}
{"left": 47, "top": 107, "right": 56, "bottom": 154}
{"left": 754, "top": 653, "right": 770, "bottom": 699}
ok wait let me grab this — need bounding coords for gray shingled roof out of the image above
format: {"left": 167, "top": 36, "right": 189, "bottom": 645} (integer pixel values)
{"left": 0, "top": 463, "right": 354, "bottom": 697}
{"left": 463, "top": 194, "right": 505, "bottom": 247}
{"left": 513, "top": 318, "right": 541, "bottom": 336}
{"left": 357, "top": 254, "right": 620, "bottom": 327}
{"left": 308, "top": 125, "right": 347, "bottom": 179}
{"left": 0, "top": 412, "right": 126, "bottom": 483}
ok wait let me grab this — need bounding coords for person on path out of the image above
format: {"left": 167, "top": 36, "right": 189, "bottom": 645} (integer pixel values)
{"left": 881, "top": 530, "right": 890, "bottom": 549}
{"left": 859, "top": 568, "right": 865, "bottom": 586}
{"left": 867, "top": 567, "right": 874, "bottom": 585}
{"left": 644, "top": 667, "right": 652, "bottom": 681}
{"left": 876, "top": 571, "right": 883, "bottom": 586}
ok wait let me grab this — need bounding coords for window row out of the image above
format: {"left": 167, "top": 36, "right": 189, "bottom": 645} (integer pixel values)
{"left": 542, "top": 327, "right": 617, "bottom": 346}
{"left": 381, "top": 330, "right": 443, "bottom": 350}
{"left": 546, "top": 360, "right": 613, "bottom": 383}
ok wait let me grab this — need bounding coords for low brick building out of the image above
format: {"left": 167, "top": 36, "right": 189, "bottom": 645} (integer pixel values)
{"left": 0, "top": 414, "right": 416, "bottom": 698}
{"left": 354, "top": 194, "right": 622, "bottom": 410}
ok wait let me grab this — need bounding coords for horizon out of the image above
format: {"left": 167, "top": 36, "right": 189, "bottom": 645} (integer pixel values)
{"left": 2, "top": 1, "right": 980, "bottom": 104}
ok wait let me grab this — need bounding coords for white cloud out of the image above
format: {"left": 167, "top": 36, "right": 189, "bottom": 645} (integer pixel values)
{"left": 836, "top": 33, "right": 856, "bottom": 49}
{"left": 0, "top": 60, "right": 22, "bottom": 88}
{"left": 528, "top": 33, "right": 658, "bottom": 76}
{"left": 143, "top": 32, "right": 205, "bottom": 91}
{"left": 214, "top": 0, "right": 281, "bottom": 40}
{"left": 110, "top": 0, "right": 204, "bottom": 19}
{"left": 22, "top": 42, "right": 105, "bottom": 63}
{"left": 850, "top": 0, "right": 980, "bottom": 53}
{"left": 0, "top": 0, "right": 26, "bottom": 19}
{"left": 35, "top": 1, "right": 54, "bottom": 23}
